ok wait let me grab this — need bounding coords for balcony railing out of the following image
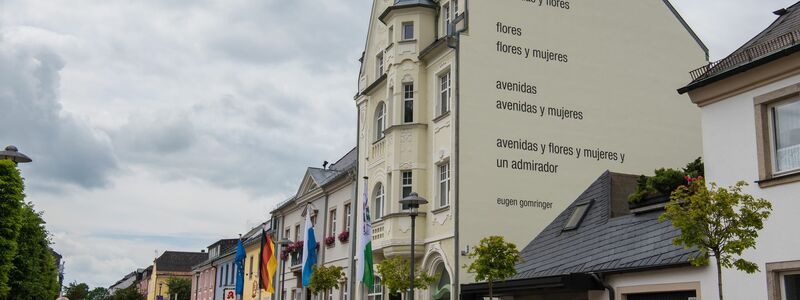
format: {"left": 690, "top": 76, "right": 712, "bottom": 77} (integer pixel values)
{"left": 371, "top": 138, "right": 386, "bottom": 158}
{"left": 689, "top": 30, "right": 800, "bottom": 81}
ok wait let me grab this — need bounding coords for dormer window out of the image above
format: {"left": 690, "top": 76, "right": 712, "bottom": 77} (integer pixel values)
{"left": 563, "top": 201, "right": 592, "bottom": 231}
{"left": 402, "top": 22, "right": 414, "bottom": 41}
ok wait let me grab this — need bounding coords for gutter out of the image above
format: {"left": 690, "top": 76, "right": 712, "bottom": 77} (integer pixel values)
{"left": 450, "top": 0, "right": 469, "bottom": 297}
{"left": 590, "top": 273, "right": 615, "bottom": 300}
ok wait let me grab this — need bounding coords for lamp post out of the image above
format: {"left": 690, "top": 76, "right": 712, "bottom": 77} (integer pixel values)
{"left": 0, "top": 145, "right": 32, "bottom": 165}
{"left": 277, "top": 238, "right": 293, "bottom": 300}
{"left": 399, "top": 192, "right": 428, "bottom": 300}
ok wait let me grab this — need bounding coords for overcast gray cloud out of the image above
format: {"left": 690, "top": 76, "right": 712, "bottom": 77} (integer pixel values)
{"left": 0, "top": 0, "right": 798, "bottom": 289}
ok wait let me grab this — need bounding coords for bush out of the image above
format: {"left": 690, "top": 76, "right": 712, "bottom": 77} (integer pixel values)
{"left": 629, "top": 157, "right": 704, "bottom": 202}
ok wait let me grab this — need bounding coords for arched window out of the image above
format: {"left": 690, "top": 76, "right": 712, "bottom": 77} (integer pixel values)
{"left": 431, "top": 262, "right": 451, "bottom": 300}
{"left": 374, "top": 183, "right": 385, "bottom": 220}
{"left": 375, "top": 102, "right": 386, "bottom": 140}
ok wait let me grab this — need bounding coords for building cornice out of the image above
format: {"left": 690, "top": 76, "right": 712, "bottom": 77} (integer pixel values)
{"left": 684, "top": 51, "right": 800, "bottom": 107}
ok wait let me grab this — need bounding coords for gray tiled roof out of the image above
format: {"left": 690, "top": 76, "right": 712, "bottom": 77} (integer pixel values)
{"left": 681, "top": 1, "right": 800, "bottom": 91}
{"left": 513, "top": 172, "right": 696, "bottom": 279}
{"left": 307, "top": 147, "right": 357, "bottom": 187}
{"left": 155, "top": 251, "right": 208, "bottom": 273}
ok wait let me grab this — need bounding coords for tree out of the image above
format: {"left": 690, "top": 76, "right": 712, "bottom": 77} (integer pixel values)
{"left": 88, "top": 287, "right": 110, "bottom": 300}
{"left": 376, "top": 257, "right": 435, "bottom": 297}
{"left": 308, "top": 265, "right": 344, "bottom": 296}
{"left": 165, "top": 277, "right": 191, "bottom": 300}
{"left": 108, "top": 286, "right": 145, "bottom": 300}
{"left": 7, "top": 202, "right": 59, "bottom": 300}
{"left": 661, "top": 178, "right": 772, "bottom": 300}
{"left": 64, "top": 282, "right": 90, "bottom": 300}
{"left": 463, "top": 236, "right": 521, "bottom": 300}
{"left": 0, "top": 160, "right": 25, "bottom": 298}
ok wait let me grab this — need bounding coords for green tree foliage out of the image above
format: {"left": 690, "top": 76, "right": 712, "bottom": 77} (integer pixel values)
{"left": 308, "top": 265, "right": 345, "bottom": 296}
{"left": 375, "top": 257, "right": 435, "bottom": 297}
{"left": 108, "top": 286, "right": 144, "bottom": 300}
{"left": 64, "top": 282, "right": 91, "bottom": 300}
{"left": 88, "top": 287, "right": 110, "bottom": 300}
{"left": 463, "top": 236, "right": 521, "bottom": 300}
{"left": 7, "top": 202, "right": 59, "bottom": 300}
{"left": 165, "top": 277, "right": 191, "bottom": 300}
{"left": 0, "top": 160, "right": 24, "bottom": 298}
{"left": 661, "top": 178, "right": 772, "bottom": 300}
{"left": 630, "top": 157, "right": 704, "bottom": 202}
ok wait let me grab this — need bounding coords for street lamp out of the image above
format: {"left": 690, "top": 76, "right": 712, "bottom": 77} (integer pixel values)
{"left": 0, "top": 145, "right": 32, "bottom": 165}
{"left": 399, "top": 192, "right": 428, "bottom": 300}
{"left": 277, "top": 238, "right": 293, "bottom": 300}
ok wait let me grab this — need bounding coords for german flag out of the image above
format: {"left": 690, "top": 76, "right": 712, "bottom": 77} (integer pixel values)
{"left": 259, "top": 226, "right": 278, "bottom": 294}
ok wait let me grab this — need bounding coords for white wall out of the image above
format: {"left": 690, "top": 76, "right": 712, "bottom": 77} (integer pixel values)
{"left": 698, "top": 73, "right": 800, "bottom": 299}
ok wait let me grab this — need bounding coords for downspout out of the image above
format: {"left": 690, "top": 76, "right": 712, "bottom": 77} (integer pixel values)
{"left": 321, "top": 193, "right": 330, "bottom": 265}
{"left": 590, "top": 273, "right": 615, "bottom": 300}
{"left": 448, "top": 0, "right": 469, "bottom": 298}
{"left": 349, "top": 104, "right": 361, "bottom": 300}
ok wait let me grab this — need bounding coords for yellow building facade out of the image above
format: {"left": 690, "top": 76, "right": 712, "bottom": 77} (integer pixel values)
{"left": 354, "top": 0, "right": 708, "bottom": 299}
{"left": 146, "top": 251, "right": 208, "bottom": 300}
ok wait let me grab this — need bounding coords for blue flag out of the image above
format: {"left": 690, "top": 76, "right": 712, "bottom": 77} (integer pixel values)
{"left": 234, "top": 238, "right": 245, "bottom": 299}
{"left": 301, "top": 208, "right": 317, "bottom": 287}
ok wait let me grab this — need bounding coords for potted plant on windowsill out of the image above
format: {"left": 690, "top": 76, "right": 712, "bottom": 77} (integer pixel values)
{"left": 324, "top": 236, "right": 336, "bottom": 247}
{"left": 337, "top": 231, "right": 349, "bottom": 243}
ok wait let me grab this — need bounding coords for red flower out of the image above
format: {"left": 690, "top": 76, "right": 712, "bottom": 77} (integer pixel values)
{"left": 325, "top": 236, "right": 336, "bottom": 246}
{"left": 337, "top": 231, "right": 350, "bottom": 243}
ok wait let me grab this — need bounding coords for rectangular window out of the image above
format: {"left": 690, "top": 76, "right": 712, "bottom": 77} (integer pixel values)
{"left": 781, "top": 272, "right": 800, "bottom": 300}
{"left": 329, "top": 209, "right": 337, "bottom": 236}
{"left": 443, "top": 3, "right": 451, "bottom": 34}
{"left": 295, "top": 225, "right": 300, "bottom": 242}
{"left": 404, "top": 83, "right": 414, "bottom": 123}
{"left": 249, "top": 256, "right": 254, "bottom": 279}
{"left": 401, "top": 171, "right": 413, "bottom": 210}
{"left": 453, "top": 0, "right": 459, "bottom": 17}
{"left": 439, "top": 72, "right": 451, "bottom": 116}
{"left": 388, "top": 26, "right": 394, "bottom": 43}
{"left": 368, "top": 277, "right": 383, "bottom": 300}
{"left": 284, "top": 228, "right": 290, "bottom": 240}
{"left": 439, "top": 164, "right": 450, "bottom": 207}
{"left": 402, "top": 22, "right": 414, "bottom": 40}
{"left": 344, "top": 203, "right": 352, "bottom": 232}
{"left": 771, "top": 99, "right": 800, "bottom": 174}
{"left": 376, "top": 52, "right": 384, "bottom": 77}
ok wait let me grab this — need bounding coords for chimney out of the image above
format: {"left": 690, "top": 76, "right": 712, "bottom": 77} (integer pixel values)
{"left": 774, "top": 8, "right": 788, "bottom": 16}
{"left": 323, "top": 161, "right": 329, "bottom": 169}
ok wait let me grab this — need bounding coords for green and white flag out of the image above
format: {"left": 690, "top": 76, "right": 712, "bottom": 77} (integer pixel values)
{"left": 356, "top": 177, "right": 374, "bottom": 287}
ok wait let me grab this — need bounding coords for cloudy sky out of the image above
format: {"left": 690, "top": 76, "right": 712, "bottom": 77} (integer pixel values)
{"left": 0, "top": 0, "right": 797, "bottom": 289}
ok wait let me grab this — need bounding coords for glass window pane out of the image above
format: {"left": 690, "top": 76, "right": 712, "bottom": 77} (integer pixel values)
{"left": 774, "top": 100, "right": 800, "bottom": 173}
{"left": 403, "top": 23, "right": 414, "bottom": 40}
{"left": 786, "top": 274, "right": 800, "bottom": 300}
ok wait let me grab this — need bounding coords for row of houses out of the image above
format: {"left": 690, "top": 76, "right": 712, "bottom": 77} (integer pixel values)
{"left": 108, "top": 1, "right": 800, "bottom": 300}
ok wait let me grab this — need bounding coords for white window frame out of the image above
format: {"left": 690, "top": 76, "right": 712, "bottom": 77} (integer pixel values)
{"left": 769, "top": 97, "right": 800, "bottom": 176}
{"left": 376, "top": 52, "right": 384, "bottom": 77}
{"left": 402, "top": 22, "right": 414, "bottom": 41}
{"left": 781, "top": 270, "right": 800, "bottom": 300}
{"left": 368, "top": 276, "right": 384, "bottom": 300}
{"left": 344, "top": 203, "right": 352, "bottom": 232}
{"left": 438, "top": 71, "right": 451, "bottom": 116}
{"left": 438, "top": 163, "right": 451, "bottom": 208}
{"left": 374, "top": 183, "right": 385, "bottom": 220}
{"left": 442, "top": 2, "right": 451, "bottom": 35}
{"left": 403, "top": 83, "right": 414, "bottom": 123}
{"left": 375, "top": 102, "right": 387, "bottom": 141}
{"left": 329, "top": 209, "right": 337, "bottom": 236}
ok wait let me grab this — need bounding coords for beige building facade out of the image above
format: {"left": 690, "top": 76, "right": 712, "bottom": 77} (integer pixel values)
{"left": 353, "top": 0, "right": 707, "bottom": 300}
